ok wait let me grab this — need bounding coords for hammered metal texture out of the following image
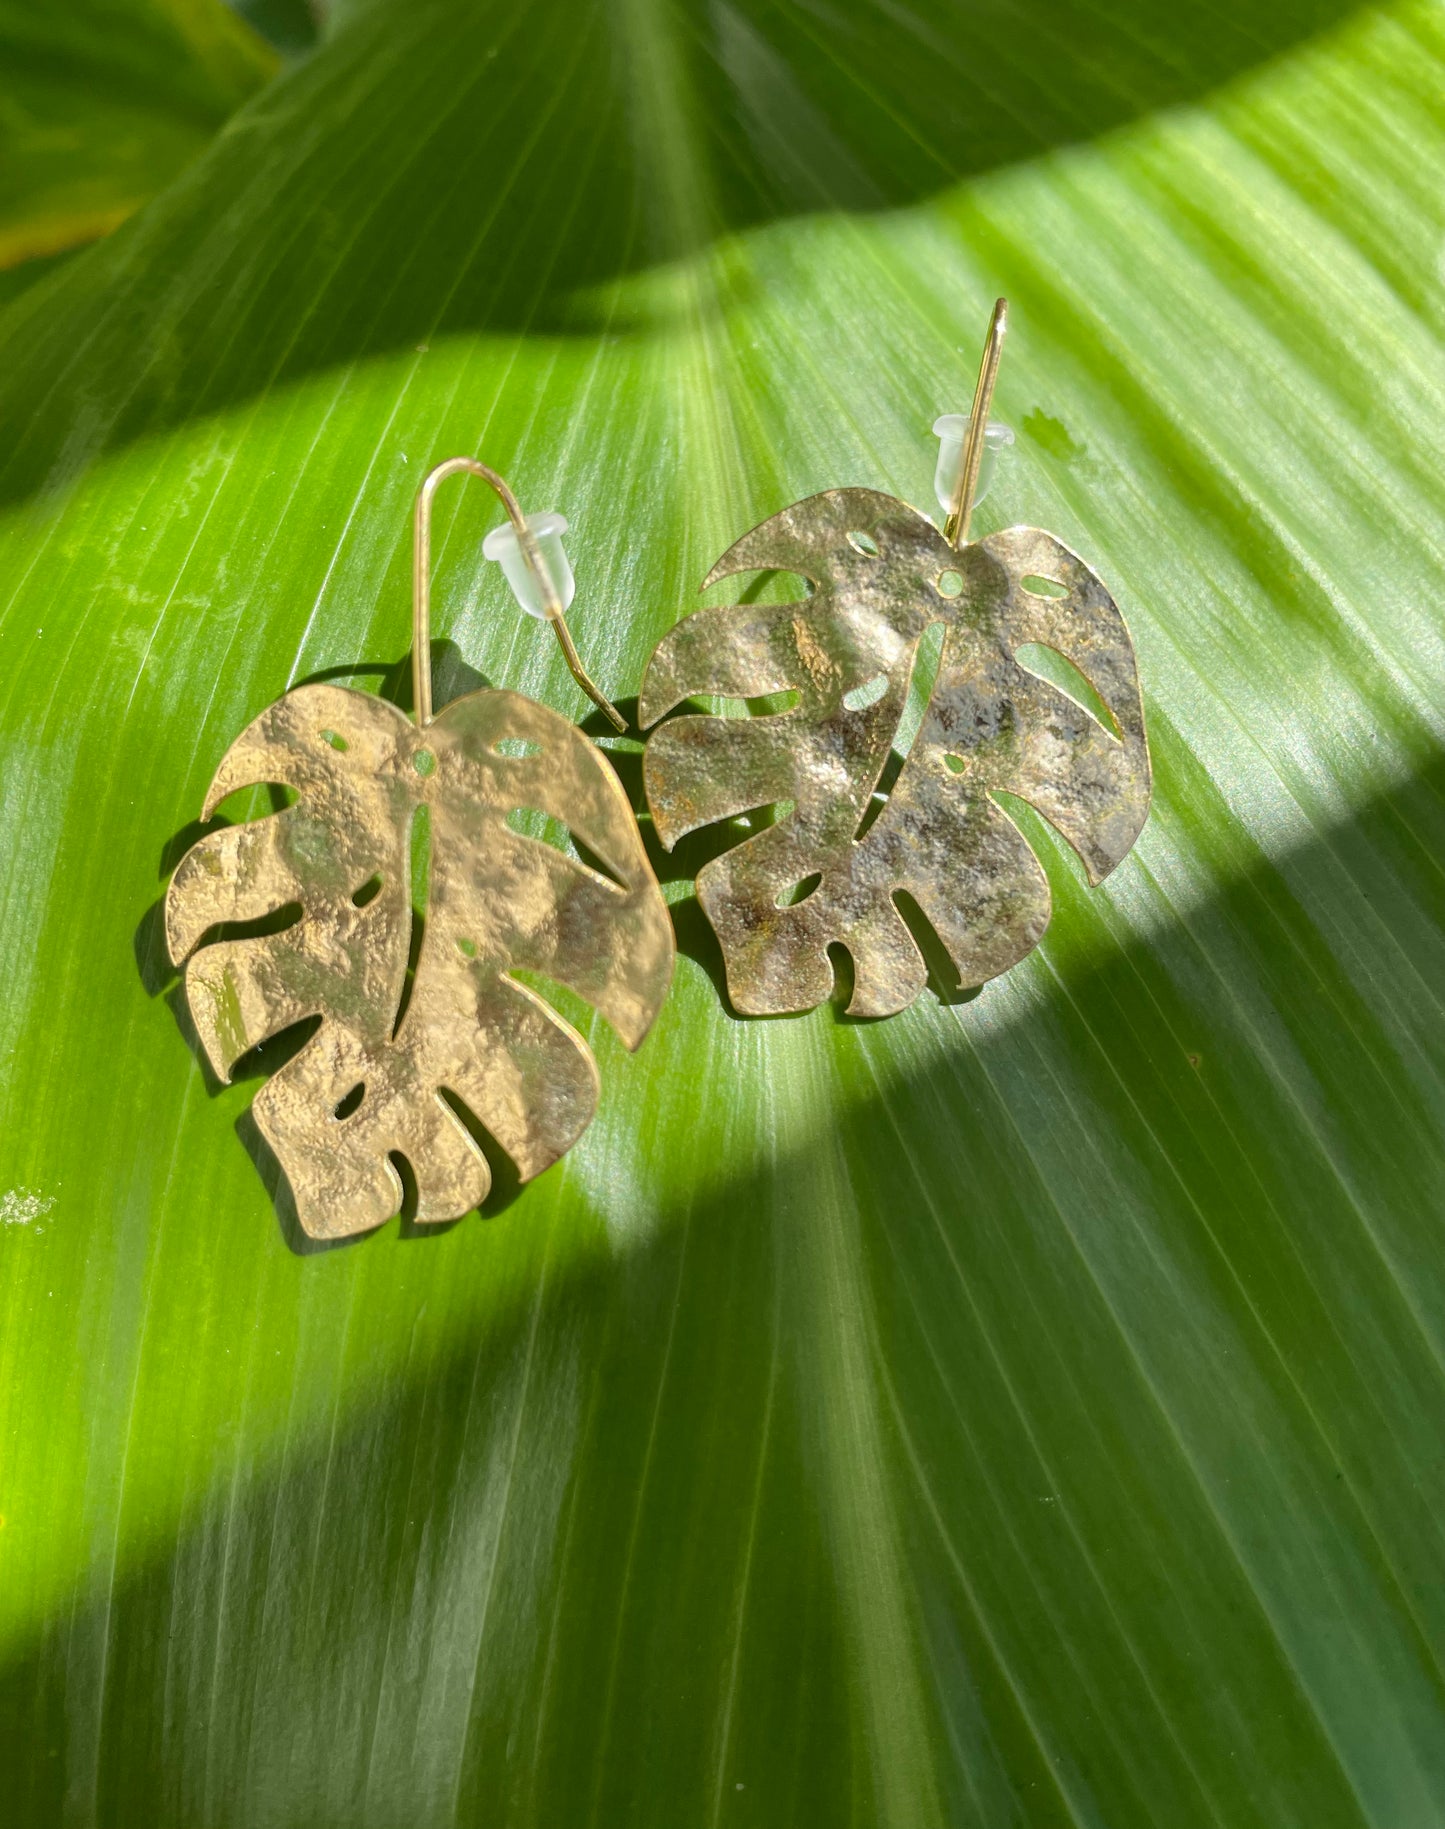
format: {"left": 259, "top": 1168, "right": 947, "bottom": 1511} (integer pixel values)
{"left": 640, "top": 488, "right": 1150, "bottom": 1018}
{"left": 166, "top": 682, "right": 674, "bottom": 1237}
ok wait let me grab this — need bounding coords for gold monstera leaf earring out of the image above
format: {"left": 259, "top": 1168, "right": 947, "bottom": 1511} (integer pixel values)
{"left": 640, "top": 300, "right": 1150, "bottom": 1018}
{"left": 167, "top": 457, "right": 674, "bottom": 1239}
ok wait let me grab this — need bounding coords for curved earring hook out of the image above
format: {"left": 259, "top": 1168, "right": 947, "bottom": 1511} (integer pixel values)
{"left": 944, "top": 297, "right": 1008, "bottom": 549}
{"left": 412, "top": 456, "right": 627, "bottom": 734}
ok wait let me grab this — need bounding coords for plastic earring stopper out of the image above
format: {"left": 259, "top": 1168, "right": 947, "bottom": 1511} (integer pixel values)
{"left": 932, "top": 415, "right": 1015, "bottom": 515}
{"left": 482, "top": 512, "right": 575, "bottom": 619}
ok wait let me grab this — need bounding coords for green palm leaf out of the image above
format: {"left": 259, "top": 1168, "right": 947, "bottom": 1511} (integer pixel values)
{"left": 2, "top": 0, "right": 1443, "bottom": 1821}
{"left": 0, "top": 0, "right": 273, "bottom": 286}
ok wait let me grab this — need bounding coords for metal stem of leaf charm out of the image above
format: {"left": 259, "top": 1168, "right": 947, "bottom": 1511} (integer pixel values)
{"left": 412, "top": 456, "right": 628, "bottom": 733}
{"left": 944, "top": 297, "right": 1009, "bottom": 550}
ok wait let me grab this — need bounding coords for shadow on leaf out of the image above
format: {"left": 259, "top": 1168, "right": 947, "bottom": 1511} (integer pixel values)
{"left": 0, "top": 0, "right": 1360, "bottom": 512}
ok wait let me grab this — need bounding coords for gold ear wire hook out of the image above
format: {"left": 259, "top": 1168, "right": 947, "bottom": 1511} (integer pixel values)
{"left": 944, "top": 297, "right": 1009, "bottom": 549}
{"left": 412, "top": 456, "right": 628, "bottom": 734}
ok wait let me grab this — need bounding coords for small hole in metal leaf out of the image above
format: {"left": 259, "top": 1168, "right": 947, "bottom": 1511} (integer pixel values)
{"left": 456, "top": 936, "right": 476, "bottom": 958}
{"left": 944, "top": 754, "right": 966, "bottom": 773}
{"left": 842, "top": 673, "right": 888, "bottom": 712}
{"left": 412, "top": 748, "right": 436, "bottom": 776}
{"left": 494, "top": 737, "right": 541, "bottom": 758}
{"left": 334, "top": 1083, "right": 365, "bottom": 1120}
{"left": 351, "top": 874, "right": 383, "bottom": 908}
{"left": 320, "top": 728, "right": 348, "bottom": 751}
{"left": 846, "top": 530, "right": 879, "bottom": 557}
{"left": 936, "top": 570, "right": 964, "bottom": 598}
{"left": 776, "top": 872, "right": 822, "bottom": 908}
{"left": 1021, "top": 573, "right": 1068, "bottom": 599}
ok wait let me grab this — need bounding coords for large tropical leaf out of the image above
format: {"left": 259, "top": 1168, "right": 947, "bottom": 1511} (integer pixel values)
{"left": 2, "top": 0, "right": 1444, "bottom": 1823}
{"left": 0, "top": 0, "right": 274, "bottom": 285}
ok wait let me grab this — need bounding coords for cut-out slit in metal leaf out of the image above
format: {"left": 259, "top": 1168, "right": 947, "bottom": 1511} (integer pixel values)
{"left": 1014, "top": 640, "right": 1124, "bottom": 738}
{"left": 843, "top": 674, "right": 889, "bottom": 712}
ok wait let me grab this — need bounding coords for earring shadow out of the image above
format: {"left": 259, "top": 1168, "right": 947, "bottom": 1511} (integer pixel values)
{"left": 582, "top": 696, "right": 741, "bottom": 1015}
{"left": 294, "top": 637, "right": 491, "bottom": 715}
{"left": 233, "top": 1111, "right": 355, "bottom": 1256}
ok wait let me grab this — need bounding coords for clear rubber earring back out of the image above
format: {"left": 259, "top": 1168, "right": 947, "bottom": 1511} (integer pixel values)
{"left": 932, "top": 416, "right": 1015, "bottom": 516}
{"left": 482, "top": 513, "right": 575, "bottom": 619}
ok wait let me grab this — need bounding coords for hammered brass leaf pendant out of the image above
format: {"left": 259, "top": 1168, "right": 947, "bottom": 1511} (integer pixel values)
{"left": 640, "top": 487, "right": 1151, "bottom": 1018}
{"left": 166, "top": 458, "right": 673, "bottom": 1239}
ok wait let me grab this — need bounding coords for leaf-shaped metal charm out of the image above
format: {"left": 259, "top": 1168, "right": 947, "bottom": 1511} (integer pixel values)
{"left": 167, "top": 681, "right": 673, "bottom": 1237}
{"left": 640, "top": 488, "right": 1150, "bottom": 1017}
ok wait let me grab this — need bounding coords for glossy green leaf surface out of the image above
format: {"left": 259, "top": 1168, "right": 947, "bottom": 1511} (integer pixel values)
{"left": 2, "top": 0, "right": 1444, "bottom": 1821}
{"left": 0, "top": 0, "right": 273, "bottom": 289}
